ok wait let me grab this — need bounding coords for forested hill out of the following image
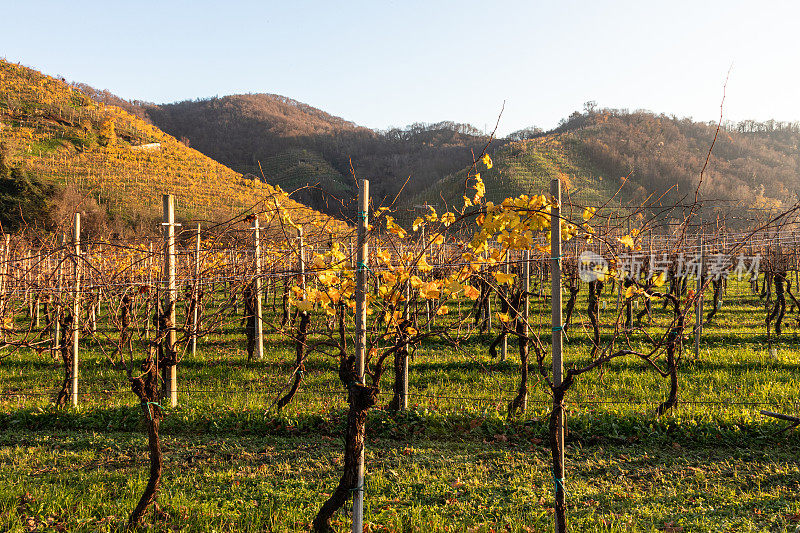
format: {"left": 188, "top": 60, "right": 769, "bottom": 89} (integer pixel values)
{"left": 145, "top": 95, "right": 800, "bottom": 218}
{"left": 10, "top": 56, "right": 798, "bottom": 224}
{"left": 411, "top": 110, "right": 800, "bottom": 221}
{"left": 143, "top": 95, "right": 494, "bottom": 211}
{"left": 552, "top": 109, "right": 800, "bottom": 209}
{"left": 0, "top": 59, "right": 346, "bottom": 236}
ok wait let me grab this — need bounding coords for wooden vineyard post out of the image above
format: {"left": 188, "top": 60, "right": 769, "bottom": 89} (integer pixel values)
{"left": 353, "top": 179, "right": 369, "bottom": 533}
{"left": 71, "top": 214, "right": 81, "bottom": 408}
{"left": 162, "top": 194, "right": 178, "bottom": 408}
{"left": 551, "top": 178, "right": 565, "bottom": 533}
{"left": 252, "top": 216, "right": 265, "bottom": 361}
{"left": 191, "top": 223, "right": 201, "bottom": 358}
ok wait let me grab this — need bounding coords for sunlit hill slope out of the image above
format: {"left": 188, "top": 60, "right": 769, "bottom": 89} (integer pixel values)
{"left": 0, "top": 59, "right": 346, "bottom": 234}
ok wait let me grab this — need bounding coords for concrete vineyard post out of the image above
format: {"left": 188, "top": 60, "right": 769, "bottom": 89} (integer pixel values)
{"left": 501, "top": 255, "right": 509, "bottom": 362}
{"left": 353, "top": 179, "right": 369, "bottom": 533}
{"left": 297, "top": 226, "right": 306, "bottom": 290}
{"left": 162, "top": 194, "right": 178, "bottom": 408}
{"left": 145, "top": 242, "right": 153, "bottom": 341}
{"left": 71, "top": 214, "right": 81, "bottom": 407}
{"left": 694, "top": 228, "right": 704, "bottom": 359}
{"left": 551, "top": 178, "right": 565, "bottom": 533}
{"left": 192, "top": 223, "right": 201, "bottom": 358}
{"left": 253, "top": 216, "right": 265, "bottom": 361}
{"left": 0, "top": 235, "right": 8, "bottom": 343}
{"left": 402, "top": 277, "right": 410, "bottom": 411}
{"left": 52, "top": 234, "right": 65, "bottom": 359}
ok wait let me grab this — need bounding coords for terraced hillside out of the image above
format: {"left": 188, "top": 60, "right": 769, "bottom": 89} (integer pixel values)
{"left": 407, "top": 135, "right": 620, "bottom": 222}
{"left": 0, "top": 59, "right": 346, "bottom": 233}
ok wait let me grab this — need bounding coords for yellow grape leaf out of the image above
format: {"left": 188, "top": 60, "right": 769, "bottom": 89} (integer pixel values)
{"left": 378, "top": 285, "right": 392, "bottom": 300}
{"left": 312, "top": 254, "right": 327, "bottom": 269}
{"left": 493, "top": 271, "right": 515, "bottom": 285}
{"left": 463, "top": 285, "right": 480, "bottom": 300}
{"left": 436, "top": 305, "right": 449, "bottom": 315}
{"left": 497, "top": 312, "right": 511, "bottom": 323}
{"left": 624, "top": 286, "right": 638, "bottom": 299}
{"left": 412, "top": 217, "right": 424, "bottom": 231}
{"left": 582, "top": 207, "right": 596, "bottom": 221}
{"left": 625, "top": 285, "right": 635, "bottom": 298}
{"left": 390, "top": 224, "right": 407, "bottom": 238}
{"left": 444, "top": 279, "right": 462, "bottom": 294}
{"left": 376, "top": 248, "right": 392, "bottom": 264}
{"left": 419, "top": 281, "right": 441, "bottom": 299}
{"left": 296, "top": 299, "right": 314, "bottom": 312}
{"left": 425, "top": 205, "right": 438, "bottom": 222}
{"left": 327, "top": 287, "right": 341, "bottom": 303}
{"left": 653, "top": 271, "right": 667, "bottom": 287}
{"left": 474, "top": 176, "right": 485, "bottom": 202}
{"left": 318, "top": 271, "right": 338, "bottom": 285}
{"left": 617, "top": 235, "right": 635, "bottom": 249}
{"left": 482, "top": 154, "right": 493, "bottom": 169}
{"left": 418, "top": 255, "right": 433, "bottom": 273}
{"left": 441, "top": 212, "right": 456, "bottom": 226}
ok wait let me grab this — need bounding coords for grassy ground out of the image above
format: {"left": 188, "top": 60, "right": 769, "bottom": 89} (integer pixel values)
{"left": 2, "top": 278, "right": 800, "bottom": 531}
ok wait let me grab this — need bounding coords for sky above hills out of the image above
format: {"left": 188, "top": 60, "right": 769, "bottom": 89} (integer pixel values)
{"left": 2, "top": 0, "right": 798, "bottom": 136}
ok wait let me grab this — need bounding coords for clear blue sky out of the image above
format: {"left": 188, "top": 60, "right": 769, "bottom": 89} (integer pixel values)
{"left": 2, "top": 0, "right": 798, "bottom": 136}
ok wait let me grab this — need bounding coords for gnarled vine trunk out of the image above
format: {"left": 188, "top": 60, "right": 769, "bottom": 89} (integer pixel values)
{"left": 276, "top": 311, "right": 310, "bottom": 410}
{"left": 588, "top": 280, "right": 602, "bottom": 357}
{"left": 507, "top": 290, "right": 529, "bottom": 417}
{"left": 312, "top": 379, "right": 378, "bottom": 531}
{"left": 55, "top": 312, "right": 73, "bottom": 407}
{"left": 243, "top": 281, "right": 256, "bottom": 361}
{"left": 549, "top": 373, "right": 574, "bottom": 533}
{"left": 706, "top": 278, "right": 723, "bottom": 322}
{"left": 562, "top": 277, "right": 580, "bottom": 333}
{"left": 767, "top": 271, "right": 786, "bottom": 336}
{"left": 128, "top": 354, "right": 163, "bottom": 527}
{"left": 657, "top": 295, "right": 684, "bottom": 416}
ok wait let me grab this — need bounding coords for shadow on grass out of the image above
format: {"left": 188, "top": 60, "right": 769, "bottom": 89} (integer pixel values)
{"left": 3, "top": 403, "right": 794, "bottom": 450}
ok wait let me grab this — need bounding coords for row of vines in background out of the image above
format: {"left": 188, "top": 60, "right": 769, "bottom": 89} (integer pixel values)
{"left": 2, "top": 160, "right": 800, "bottom": 530}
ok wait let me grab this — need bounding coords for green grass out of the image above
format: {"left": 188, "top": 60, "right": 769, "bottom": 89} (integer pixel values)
{"left": 3, "top": 278, "right": 800, "bottom": 531}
